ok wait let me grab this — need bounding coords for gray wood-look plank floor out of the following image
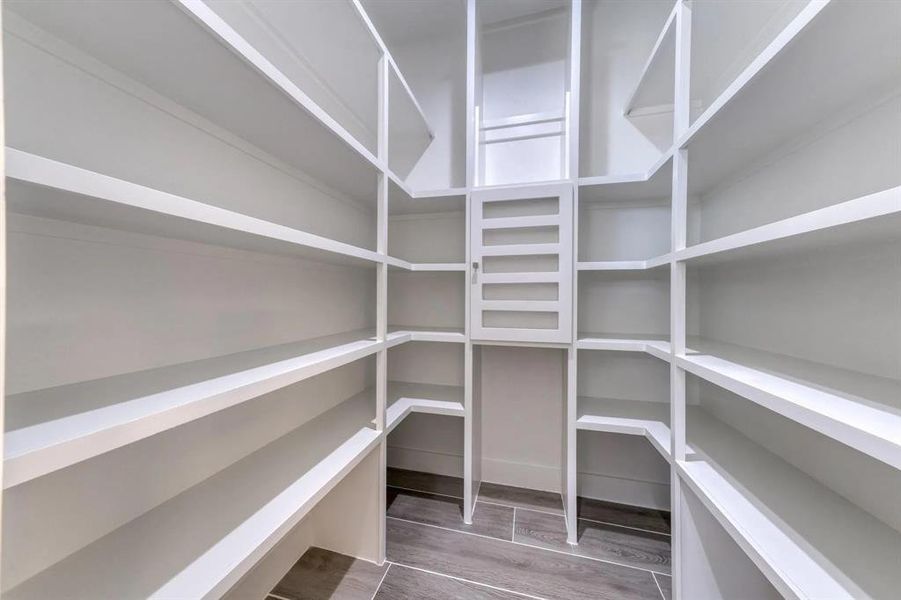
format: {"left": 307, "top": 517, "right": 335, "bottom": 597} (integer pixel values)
{"left": 268, "top": 469, "right": 671, "bottom": 600}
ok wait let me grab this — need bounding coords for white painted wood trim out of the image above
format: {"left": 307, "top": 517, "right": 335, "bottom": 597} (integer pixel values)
{"left": 677, "top": 352, "right": 901, "bottom": 471}
{"left": 676, "top": 0, "right": 832, "bottom": 149}
{"left": 623, "top": 1, "right": 679, "bottom": 116}
{"left": 349, "top": 0, "right": 434, "bottom": 139}
{"left": 677, "top": 460, "right": 856, "bottom": 600}
{"left": 675, "top": 185, "right": 901, "bottom": 262}
{"left": 3, "top": 334, "right": 386, "bottom": 489}
{"left": 6, "top": 149, "right": 386, "bottom": 266}
{"left": 577, "top": 255, "right": 671, "bottom": 271}
{"left": 480, "top": 214, "right": 561, "bottom": 229}
{"left": 386, "top": 397, "right": 465, "bottom": 435}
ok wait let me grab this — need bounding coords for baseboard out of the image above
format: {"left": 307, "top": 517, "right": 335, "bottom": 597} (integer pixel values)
{"left": 387, "top": 445, "right": 464, "bottom": 478}
{"left": 480, "top": 456, "right": 562, "bottom": 493}
{"left": 386, "top": 446, "right": 670, "bottom": 510}
{"left": 578, "top": 471, "right": 671, "bottom": 511}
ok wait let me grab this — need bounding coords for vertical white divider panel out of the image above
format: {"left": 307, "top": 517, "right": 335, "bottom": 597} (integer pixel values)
{"left": 670, "top": 2, "right": 691, "bottom": 597}
{"left": 463, "top": 0, "right": 480, "bottom": 525}
{"left": 564, "top": 0, "right": 582, "bottom": 546}
{"left": 375, "top": 54, "right": 390, "bottom": 565}
{"left": 0, "top": 5, "right": 6, "bottom": 579}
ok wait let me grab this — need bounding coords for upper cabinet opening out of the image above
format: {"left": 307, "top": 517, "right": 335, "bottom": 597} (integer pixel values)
{"left": 476, "top": 0, "right": 572, "bottom": 186}
{"left": 580, "top": 0, "right": 675, "bottom": 179}
{"left": 363, "top": 0, "right": 467, "bottom": 192}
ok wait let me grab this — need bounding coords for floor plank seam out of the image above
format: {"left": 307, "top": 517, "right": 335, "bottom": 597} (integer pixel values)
{"left": 387, "top": 515, "right": 671, "bottom": 577}
{"left": 387, "top": 483, "right": 565, "bottom": 517}
{"left": 652, "top": 572, "right": 666, "bottom": 600}
{"left": 477, "top": 499, "right": 563, "bottom": 516}
{"left": 577, "top": 516, "right": 672, "bottom": 537}
{"left": 388, "top": 484, "right": 463, "bottom": 500}
{"left": 386, "top": 560, "right": 550, "bottom": 600}
{"left": 370, "top": 562, "right": 391, "bottom": 600}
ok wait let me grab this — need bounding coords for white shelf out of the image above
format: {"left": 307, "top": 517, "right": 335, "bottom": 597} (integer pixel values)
{"left": 676, "top": 185, "right": 901, "bottom": 264}
{"left": 5, "top": 0, "right": 427, "bottom": 206}
{"left": 411, "top": 263, "right": 467, "bottom": 272}
{"left": 623, "top": 2, "right": 678, "bottom": 117}
{"left": 412, "top": 187, "right": 468, "bottom": 199}
{"left": 389, "top": 181, "right": 466, "bottom": 215}
{"left": 681, "top": 408, "right": 901, "bottom": 600}
{"left": 4, "top": 330, "right": 384, "bottom": 489}
{"left": 5, "top": 393, "right": 381, "bottom": 600}
{"left": 579, "top": 153, "right": 673, "bottom": 201}
{"left": 679, "top": 337, "right": 901, "bottom": 471}
{"left": 386, "top": 382, "right": 465, "bottom": 434}
{"left": 386, "top": 259, "right": 467, "bottom": 272}
{"left": 577, "top": 334, "right": 672, "bottom": 363}
{"left": 388, "top": 327, "right": 467, "bottom": 344}
{"left": 681, "top": 1, "right": 901, "bottom": 194}
{"left": 578, "top": 255, "right": 670, "bottom": 271}
{"left": 577, "top": 397, "right": 673, "bottom": 461}
{"left": 6, "top": 149, "right": 384, "bottom": 267}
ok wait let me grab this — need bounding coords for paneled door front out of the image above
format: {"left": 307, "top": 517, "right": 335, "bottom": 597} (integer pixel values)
{"left": 470, "top": 183, "right": 573, "bottom": 344}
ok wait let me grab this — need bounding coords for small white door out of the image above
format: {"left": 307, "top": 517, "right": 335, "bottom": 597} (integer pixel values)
{"left": 470, "top": 183, "right": 573, "bottom": 344}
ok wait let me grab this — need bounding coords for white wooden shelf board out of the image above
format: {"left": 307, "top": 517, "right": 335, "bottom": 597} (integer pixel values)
{"left": 6, "top": 0, "right": 419, "bottom": 206}
{"left": 410, "top": 263, "right": 467, "bottom": 272}
{"left": 677, "top": 185, "right": 901, "bottom": 265}
{"left": 681, "top": 0, "right": 901, "bottom": 194}
{"left": 389, "top": 181, "right": 465, "bottom": 215}
{"left": 577, "top": 397, "right": 673, "bottom": 462}
{"left": 577, "top": 255, "right": 671, "bottom": 271}
{"left": 579, "top": 154, "right": 673, "bottom": 202}
{"left": 387, "top": 326, "right": 466, "bottom": 344}
{"left": 5, "top": 393, "right": 381, "bottom": 600}
{"left": 4, "top": 330, "right": 383, "bottom": 489}
{"left": 481, "top": 272, "right": 561, "bottom": 284}
{"left": 681, "top": 408, "right": 901, "bottom": 600}
{"left": 481, "top": 214, "right": 561, "bottom": 229}
{"left": 352, "top": 0, "right": 434, "bottom": 140}
{"left": 679, "top": 337, "right": 901, "bottom": 471}
{"left": 385, "top": 381, "right": 465, "bottom": 434}
{"left": 6, "top": 149, "right": 383, "bottom": 267}
{"left": 412, "top": 187, "right": 468, "bottom": 199}
{"left": 480, "top": 243, "right": 560, "bottom": 257}
{"left": 577, "top": 335, "right": 672, "bottom": 363}
{"left": 623, "top": 1, "right": 678, "bottom": 117}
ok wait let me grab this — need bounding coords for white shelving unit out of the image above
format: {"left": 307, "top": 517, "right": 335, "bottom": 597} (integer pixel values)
{"left": 0, "top": 0, "right": 449, "bottom": 596}
{"left": 3, "top": 0, "right": 898, "bottom": 598}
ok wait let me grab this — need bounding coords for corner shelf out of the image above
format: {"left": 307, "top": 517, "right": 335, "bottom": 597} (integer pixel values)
{"left": 576, "top": 334, "right": 672, "bottom": 363}
{"left": 623, "top": 2, "right": 678, "bottom": 117}
{"left": 681, "top": 1, "right": 901, "bottom": 194}
{"left": 5, "top": 393, "right": 381, "bottom": 600}
{"left": 7, "top": 0, "right": 432, "bottom": 207}
{"left": 578, "top": 153, "right": 673, "bottom": 200}
{"left": 386, "top": 382, "right": 465, "bottom": 434}
{"left": 676, "top": 185, "right": 901, "bottom": 264}
{"left": 578, "top": 255, "right": 670, "bottom": 271}
{"left": 678, "top": 338, "right": 901, "bottom": 471}
{"left": 577, "top": 397, "right": 673, "bottom": 462}
{"left": 387, "top": 327, "right": 466, "bottom": 344}
{"left": 6, "top": 149, "right": 384, "bottom": 267}
{"left": 4, "top": 330, "right": 384, "bottom": 489}
{"left": 680, "top": 408, "right": 901, "bottom": 600}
